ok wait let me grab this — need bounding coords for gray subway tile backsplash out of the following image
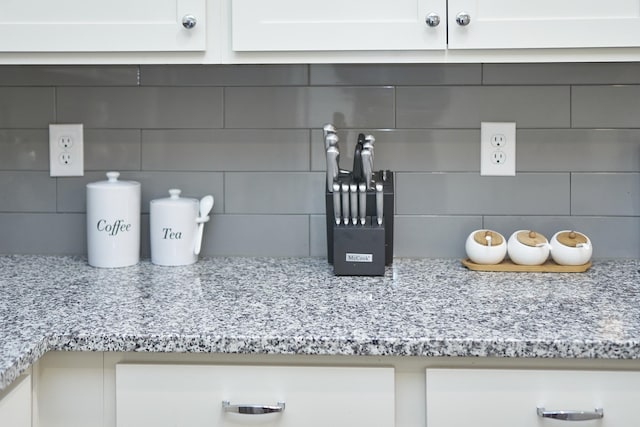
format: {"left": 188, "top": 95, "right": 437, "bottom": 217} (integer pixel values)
{"left": 142, "top": 129, "right": 310, "bottom": 171}
{"left": 310, "top": 64, "right": 482, "bottom": 86}
{"left": 203, "top": 214, "right": 310, "bottom": 257}
{"left": 225, "top": 172, "right": 325, "bottom": 214}
{"left": 572, "top": 85, "right": 640, "bottom": 128}
{"left": 57, "top": 87, "right": 224, "bottom": 128}
{"left": 224, "top": 86, "right": 395, "bottom": 128}
{"left": 0, "top": 213, "right": 86, "bottom": 255}
{"left": 84, "top": 130, "right": 141, "bottom": 171}
{"left": 396, "top": 86, "right": 571, "bottom": 128}
{"left": 0, "top": 172, "right": 56, "bottom": 212}
{"left": 0, "top": 63, "right": 637, "bottom": 259}
{"left": 516, "top": 129, "right": 640, "bottom": 172}
{"left": 0, "top": 88, "right": 55, "bottom": 128}
{"left": 0, "top": 130, "right": 49, "bottom": 170}
{"left": 140, "top": 64, "right": 309, "bottom": 86}
{"left": 483, "top": 63, "right": 640, "bottom": 85}
{"left": 396, "top": 173, "right": 570, "bottom": 215}
{"left": 571, "top": 173, "right": 640, "bottom": 216}
{"left": 394, "top": 216, "right": 483, "bottom": 258}
{"left": 0, "top": 65, "right": 139, "bottom": 86}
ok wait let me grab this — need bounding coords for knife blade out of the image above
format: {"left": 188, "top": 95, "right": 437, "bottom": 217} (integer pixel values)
{"left": 350, "top": 182, "right": 358, "bottom": 225}
{"left": 358, "top": 182, "right": 367, "bottom": 226}
{"left": 326, "top": 145, "right": 339, "bottom": 192}
{"left": 376, "top": 182, "right": 384, "bottom": 226}
{"left": 341, "top": 182, "right": 350, "bottom": 225}
{"left": 332, "top": 182, "right": 341, "bottom": 225}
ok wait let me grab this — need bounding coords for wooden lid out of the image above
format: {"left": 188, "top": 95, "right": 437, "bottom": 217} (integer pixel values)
{"left": 473, "top": 230, "right": 503, "bottom": 246}
{"left": 516, "top": 230, "right": 547, "bottom": 247}
{"left": 556, "top": 231, "right": 588, "bottom": 247}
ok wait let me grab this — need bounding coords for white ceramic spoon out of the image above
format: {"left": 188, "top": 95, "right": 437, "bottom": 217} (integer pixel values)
{"left": 194, "top": 195, "right": 214, "bottom": 256}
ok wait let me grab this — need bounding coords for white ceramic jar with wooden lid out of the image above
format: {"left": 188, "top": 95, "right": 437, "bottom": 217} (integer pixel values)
{"left": 550, "top": 230, "right": 592, "bottom": 265}
{"left": 507, "top": 230, "right": 550, "bottom": 265}
{"left": 465, "top": 229, "right": 507, "bottom": 264}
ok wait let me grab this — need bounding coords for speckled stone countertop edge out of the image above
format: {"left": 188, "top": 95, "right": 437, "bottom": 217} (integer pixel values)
{"left": 2, "top": 255, "right": 640, "bottom": 392}
{"left": 4, "top": 334, "right": 640, "bottom": 391}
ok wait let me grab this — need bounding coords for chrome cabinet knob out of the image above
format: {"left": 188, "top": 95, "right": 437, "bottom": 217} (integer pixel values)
{"left": 456, "top": 12, "right": 471, "bottom": 26}
{"left": 182, "top": 15, "right": 197, "bottom": 29}
{"left": 425, "top": 13, "right": 441, "bottom": 27}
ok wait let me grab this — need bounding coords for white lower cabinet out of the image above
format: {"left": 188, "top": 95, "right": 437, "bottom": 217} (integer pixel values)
{"left": 0, "top": 374, "right": 31, "bottom": 427}
{"left": 426, "top": 368, "right": 640, "bottom": 427}
{"left": 116, "top": 364, "right": 395, "bottom": 427}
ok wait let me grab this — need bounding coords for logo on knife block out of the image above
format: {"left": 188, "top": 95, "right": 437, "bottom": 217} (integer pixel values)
{"left": 346, "top": 253, "right": 373, "bottom": 263}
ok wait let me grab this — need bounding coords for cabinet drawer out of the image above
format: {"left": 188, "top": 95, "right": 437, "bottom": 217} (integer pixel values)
{"left": 426, "top": 368, "right": 640, "bottom": 427}
{"left": 117, "top": 364, "right": 394, "bottom": 427}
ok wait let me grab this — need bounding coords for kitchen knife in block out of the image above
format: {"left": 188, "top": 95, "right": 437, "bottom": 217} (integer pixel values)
{"left": 365, "top": 171, "right": 394, "bottom": 265}
{"left": 333, "top": 220, "right": 385, "bottom": 276}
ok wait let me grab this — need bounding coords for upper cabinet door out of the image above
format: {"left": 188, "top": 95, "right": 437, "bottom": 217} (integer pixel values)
{"left": 231, "top": 0, "right": 446, "bottom": 51}
{"left": 0, "top": 0, "right": 206, "bottom": 52}
{"left": 449, "top": 0, "right": 640, "bottom": 49}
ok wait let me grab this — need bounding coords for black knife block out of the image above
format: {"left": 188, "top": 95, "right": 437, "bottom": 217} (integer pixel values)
{"left": 325, "top": 170, "right": 394, "bottom": 275}
{"left": 332, "top": 218, "right": 386, "bottom": 276}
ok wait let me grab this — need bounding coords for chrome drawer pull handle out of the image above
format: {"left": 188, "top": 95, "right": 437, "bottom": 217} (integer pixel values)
{"left": 222, "top": 400, "right": 285, "bottom": 415}
{"left": 537, "top": 407, "right": 603, "bottom": 421}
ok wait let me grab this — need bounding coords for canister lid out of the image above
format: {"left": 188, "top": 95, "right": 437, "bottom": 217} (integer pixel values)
{"left": 86, "top": 171, "right": 140, "bottom": 189}
{"left": 150, "top": 189, "right": 198, "bottom": 206}
{"left": 473, "top": 230, "right": 503, "bottom": 246}
{"left": 556, "top": 231, "right": 588, "bottom": 248}
{"left": 516, "top": 230, "right": 547, "bottom": 247}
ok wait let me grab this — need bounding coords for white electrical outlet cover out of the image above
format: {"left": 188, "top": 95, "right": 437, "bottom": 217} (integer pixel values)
{"left": 49, "top": 124, "right": 84, "bottom": 177}
{"left": 481, "top": 122, "right": 516, "bottom": 176}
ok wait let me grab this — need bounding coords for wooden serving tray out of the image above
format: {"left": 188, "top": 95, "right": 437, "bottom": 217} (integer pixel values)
{"left": 461, "top": 258, "right": 592, "bottom": 273}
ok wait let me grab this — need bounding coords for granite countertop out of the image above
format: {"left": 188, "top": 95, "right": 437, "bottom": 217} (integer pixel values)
{"left": 1, "top": 255, "right": 640, "bottom": 391}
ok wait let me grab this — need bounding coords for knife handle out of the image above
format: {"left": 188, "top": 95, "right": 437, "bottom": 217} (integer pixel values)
{"left": 323, "top": 123, "right": 336, "bottom": 139}
{"left": 326, "top": 146, "right": 339, "bottom": 192}
{"left": 376, "top": 183, "right": 384, "bottom": 226}
{"left": 364, "top": 134, "right": 375, "bottom": 162}
{"left": 349, "top": 183, "right": 358, "bottom": 225}
{"left": 332, "top": 182, "right": 341, "bottom": 225}
{"left": 341, "top": 183, "right": 350, "bottom": 225}
{"left": 361, "top": 148, "right": 372, "bottom": 190}
{"left": 352, "top": 145, "right": 363, "bottom": 183}
{"left": 358, "top": 182, "right": 367, "bottom": 225}
{"left": 325, "top": 132, "right": 339, "bottom": 151}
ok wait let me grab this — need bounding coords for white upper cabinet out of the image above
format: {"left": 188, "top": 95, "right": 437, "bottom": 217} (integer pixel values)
{"left": 0, "top": 0, "right": 206, "bottom": 52}
{"left": 448, "top": 0, "right": 640, "bottom": 49}
{"left": 231, "top": 0, "right": 446, "bottom": 51}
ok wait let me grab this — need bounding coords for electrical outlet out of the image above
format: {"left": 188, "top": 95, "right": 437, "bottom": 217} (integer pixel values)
{"left": 49, "top": 124, "right": 84, "bottom": 177}
{"left": 481, "top": 122, "right": 516, "bottom": 176}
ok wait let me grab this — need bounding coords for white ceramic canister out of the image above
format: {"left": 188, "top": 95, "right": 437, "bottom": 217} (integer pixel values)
{"left": 150, "top": 189, "right": 201, "bottom": 266}
{"left": 86, "top": 171, "right": 140, "bottom": 268}
{"left": 550, "top": 230, "right": 593, "bottom": 265}
{"left": 465, "top": 229, "right": 507, "bottom": 264}
{"left": 507, "top": 230, "right": 550, "bottom": 265}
